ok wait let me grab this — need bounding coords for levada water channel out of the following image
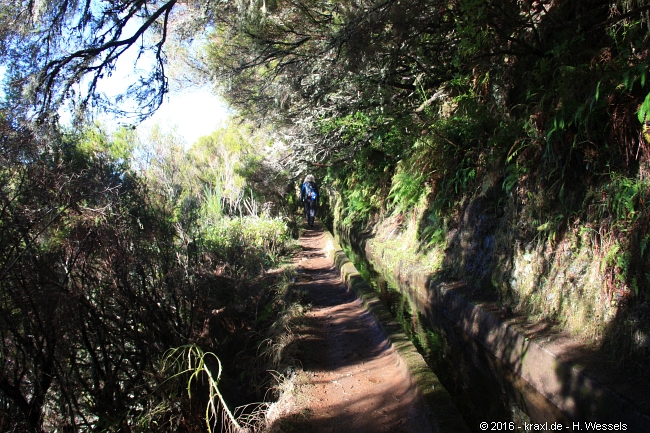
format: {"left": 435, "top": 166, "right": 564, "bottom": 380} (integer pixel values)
{"left": 336, "top": 235, "right": 574, "bottom": 431}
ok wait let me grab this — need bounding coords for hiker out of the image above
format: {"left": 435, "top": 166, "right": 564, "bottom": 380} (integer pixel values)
{"left": 300, "top": 174, "right": 319, "bottom": 227}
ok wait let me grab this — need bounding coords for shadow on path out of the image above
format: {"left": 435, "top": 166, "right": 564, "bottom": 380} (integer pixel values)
{"left": 268, "top": 223, "right": 434, "bottom": 433}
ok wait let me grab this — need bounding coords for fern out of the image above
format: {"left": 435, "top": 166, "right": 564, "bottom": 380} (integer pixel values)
{"left": 603, "top": 175, "right": 650, "bottom": 221}
{"left": 502, "top": 164, "right": 519, "bottom": 194}
{"left": 637, "top": 92, "right": 650, "bottom": 124}
{"left": 388, "top": 167, "right": 426, "bottom": 214}
{"left": 601, "top": 241, "right": 621, "bottom": 272}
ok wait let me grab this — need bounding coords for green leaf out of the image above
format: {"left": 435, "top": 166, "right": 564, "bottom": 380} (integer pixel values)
{"left": 637, "top": 92, "right": 650, "bottom": 123}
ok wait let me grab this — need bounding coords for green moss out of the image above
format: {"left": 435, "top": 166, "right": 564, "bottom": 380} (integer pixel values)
{"left": 324, "top": 231, "right": 470, "bottom": 432}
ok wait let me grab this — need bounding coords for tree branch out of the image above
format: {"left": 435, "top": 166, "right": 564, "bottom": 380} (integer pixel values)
{"left": 39, "top": 0, "right": 178, "bottom": 116}
{"left": 590, "top": 5, "right": 650, "bottom": 30}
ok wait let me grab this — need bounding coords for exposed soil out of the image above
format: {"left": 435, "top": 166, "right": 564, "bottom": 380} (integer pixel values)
{"left": 268, "top": 224, "right": 435, "bottom": 432}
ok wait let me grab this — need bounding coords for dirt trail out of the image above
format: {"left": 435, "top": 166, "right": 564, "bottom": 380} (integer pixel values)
{"left": 273, "top": 224, "right": 435, "bottom": 432}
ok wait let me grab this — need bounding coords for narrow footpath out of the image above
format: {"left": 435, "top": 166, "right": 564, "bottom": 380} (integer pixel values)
{"left": 271, "top": 224, "right": 436, "bottom": 433}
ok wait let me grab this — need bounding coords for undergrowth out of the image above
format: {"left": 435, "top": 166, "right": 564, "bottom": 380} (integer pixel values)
{"left": 181, "top": 266, "right": 306, "bottom": 433}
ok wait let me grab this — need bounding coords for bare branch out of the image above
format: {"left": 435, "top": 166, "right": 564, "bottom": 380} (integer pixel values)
{"left": 35, "top": 0, "right": 178, "bottom": 120}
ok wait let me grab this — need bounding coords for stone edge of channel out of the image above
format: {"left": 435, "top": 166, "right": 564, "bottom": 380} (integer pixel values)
{"left": 322, "top": 229, "right": 470, "bottom": 433}
{"left": 360, "top": 235, "right": 650, "bottom": 432}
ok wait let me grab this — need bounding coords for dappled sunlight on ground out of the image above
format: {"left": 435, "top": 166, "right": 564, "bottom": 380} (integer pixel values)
{"left": 268, "top": 223, "right": 433, "bottom": 432}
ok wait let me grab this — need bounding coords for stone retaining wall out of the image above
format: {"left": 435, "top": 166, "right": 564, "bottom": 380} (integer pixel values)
{"left": 360, "top": 235, "right": 650, "bottom": 431}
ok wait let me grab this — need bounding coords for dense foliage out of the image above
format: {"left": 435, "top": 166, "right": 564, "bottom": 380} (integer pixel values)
{"left": 3, "top": 0, "right": 650, "bottom": 428}
{"left": 200, "top": 0, "right": 650, "bottom": 366}
{"left": 0, "top": 117, "right": 295, "bottom": 431}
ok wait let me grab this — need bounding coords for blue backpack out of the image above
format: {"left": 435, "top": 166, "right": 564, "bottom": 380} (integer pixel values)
{"left": 304, "top": 182, "right": 317, "bottom": 201}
